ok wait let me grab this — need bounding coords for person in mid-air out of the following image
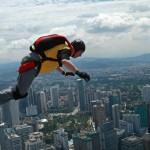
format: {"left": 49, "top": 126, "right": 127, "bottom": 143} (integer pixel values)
{"left": 0, "top": 34, "right": 90, "bottom": 105}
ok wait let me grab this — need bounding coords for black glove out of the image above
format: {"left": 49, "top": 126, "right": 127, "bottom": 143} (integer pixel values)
{"left": 75, "top": 71, "right": 90, "bottom": 82}
{"left": 62, "top": 71, "right": 75, "bottom": 76}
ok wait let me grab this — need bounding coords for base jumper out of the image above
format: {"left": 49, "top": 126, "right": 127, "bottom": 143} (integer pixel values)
{"left": 0, "top": 34, "right": 90, "bottom": 105}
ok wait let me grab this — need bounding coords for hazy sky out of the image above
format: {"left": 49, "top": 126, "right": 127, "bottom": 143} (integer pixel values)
{"left": 0, "top": 0, "right": 150, "bottom": 62}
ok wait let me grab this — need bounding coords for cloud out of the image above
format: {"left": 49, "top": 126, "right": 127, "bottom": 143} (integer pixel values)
{"left": 85, "top": 13, "right": 134, "bottom": 33}
{"left": 85, "top": 12, "right": 150, "bottom": 33}
{"left": 0, "top": 0, "right": 150, "bottom": 62}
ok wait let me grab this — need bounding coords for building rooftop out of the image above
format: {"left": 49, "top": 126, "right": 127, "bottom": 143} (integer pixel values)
{"left": 122, "top": 136, "right": 143, "bottom": 144}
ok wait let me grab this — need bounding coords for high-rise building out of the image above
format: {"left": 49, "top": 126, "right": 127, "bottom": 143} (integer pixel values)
{"left": 134, "top": 104, "right": 148, "bottom": 127}
{"left": 26, "top": 105, "right": 38, "bottom": 116}
{"left": 0, "top": 123, "right": 7, "bottom": 150}
{"left": 98, "top": 121, "right": 118, "bottom": 150}
{"left": 104, "top": 98, "right": 111, "bottom": 120}
{"left": 142, "top": 85, "right": 150, "bottom": 103}
{"left": 25, "top": 132, "right": 45, "bottom": 150}
{"left": 15, "top": 124, "right": 33, "bottom": 150}
{"left": 85, "top": 86, "right": 97, "bottom": 112}
{"left": 143, "top": 132, "right": 150, "bottom": 150}
{"left": 119, "top": 120, "right": 134, "bottom": 135}
{"left": 109, "top": 92, "right": 121, "bottom": 119}
{"left": 2, "top": 100, "right": 20, "bottom": 127}
{"left": 115, "top": 128, "right": 125, "bottom": 150}
{"left": 121, "top": 136, "right": 144, "bottom": 150}
{"left": 76, "top": 79, "right": 86, "bottom": 112}
{"left": 0, "top": 107, "right": 3, "bottom": 123}
{"left": 28, "top": 87, "right": 36, "bottom": 105}
{"left": 112, "top": 104, "right": 120, "bottom": 128}
{"left": 123, "top": 114, "right": 141, "bottom": 134}
{"left": 53, "top": 129, "right": 69, "bottom": 150}
{"left": 39, "top": 91, "right": 47, "bottom": 113}
{"left": 67, "top": 88, "right": 74, "bottom": 110}
{"left": 86, "top": 132, "right": 100, "bottom": 150}
{"left": 92, "top": 104, "right": 106, "bottom": 129}
{"left": 4, "top": 128, "right": 22, "bottom": 150}
{"left": 142, "top": 85, "right": 150, "bottom": 150}
{"left": 73, "top": 134, "right": 93, "bottom": 150}
{"left": 50, "top": 85, "right": 59, "bottom": 108}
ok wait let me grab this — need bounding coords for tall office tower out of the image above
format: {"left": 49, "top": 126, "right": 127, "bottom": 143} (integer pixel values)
{"left": 26, "top": 105, "right": 38, "bottom": 116}
{"left": 142, "top": 85, "right": 150, "bottom": 102}
{"left": 104, "top": 98, "right": 111, "bottom": 120}
{"left": 50, "top": 85, "right": 59, "bottom": 108}
{"left": 112, "top": 104, "right": 120, "bottom": 128}
{"left": 53, "top": 129, "right": 69, "bottom": 150}
{"left": 142, "top": 85, "right": 150, "bottom": 150}
{"left": 15, "top": 124, "right": 33, "bottom": 150}
{"left": 25, "top": 139, "right": 44, "bottom": 150}
{"left": 73, "top": 134, "right": 93, "bottom": 150}
{"left": 85, "top": 86, "right": 97, "bottom": 112}
{"left": 119, "top": 120, "right": 134, "bottom": 135}
{"left": 86, "top": 132, "right": 101, "bottom": 150}
{"left": 0, "top": 106, "right": 3, "bottom": 122}
{"left": 25, "top": 132, "right": 45, "bottom": 150}
{"left": 121, "top": 136, "right": 144, "bottom": 150}
{"left": 39, "top": 91, "right": 47, "bottom": 113}
{"left": 143, "top": 132, "right": 150, "bottom": 150}
{"left": 3, "top": 100, "right": 20, "bottom": 127}
{"left": 28, "top": 87, "right": 36, "bottom": 106}
{"left": 0, "top": 123, "right": 7, "bottom": 150}
{"left": 76, "top": 79, "right": 87, "bottom": 112}
{"left": 123, "top": 114, "right": 141, "bottom": 134}
{"left": 98, "top": 121, "right": 118, "bottom": 150}
{"left": 67, "top": 88, "right": 74, "bottom": 110}
{"left": 115, "top": 128, "right": 125, "bottom": 150}
{"left": 134, "top": 103, "right": 148, "bottom": 128}
{"left": 109, "top": 91, "right": 121, "bottom": 119}
{"left": 4, "top": 128, "right": 22, "bottom": 150}
{"left": 92, "top": 104, "right": 106, "bottom": 130}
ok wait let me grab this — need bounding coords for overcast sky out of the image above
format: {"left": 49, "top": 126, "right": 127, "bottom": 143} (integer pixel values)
{"left": 0, "top": 0, "right": 150, "bottom": 62}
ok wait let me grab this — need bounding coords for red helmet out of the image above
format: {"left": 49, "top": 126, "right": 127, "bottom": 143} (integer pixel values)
{"left": 71, "top": 39, "right": 86, "bottom": 52}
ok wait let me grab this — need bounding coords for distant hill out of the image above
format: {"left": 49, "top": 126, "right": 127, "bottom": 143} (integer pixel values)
{"left": 75, "top": 53, "right": 150, "bottom": 69}
{"left": 0, "top": 53, "right": 150, "bottom": 76}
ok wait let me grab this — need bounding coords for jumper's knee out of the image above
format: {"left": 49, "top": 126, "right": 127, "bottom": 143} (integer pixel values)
{"left": 12, "top": 86, "right": 28, "bottom": 100}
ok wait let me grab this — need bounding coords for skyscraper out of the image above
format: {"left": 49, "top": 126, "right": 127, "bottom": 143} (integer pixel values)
{"left": 142, "top": 85, "right": 150, "bottom": 103}
{"left": 26, "top": 105, "right": 38, "bottom": 116}
{"left": 123, "top": 114, "right": 141, "bottom": 134}
{"left": 73, "top": 134, "right": 93, "bottom": 150}
{"left": 121, "top": 136, "right": 144, "bottom": 150}
{"left": 142, "top": 85, "right": 150, "bottom": 150}
{"left": 76, "top": 79, "right": 86, "bottom": 112}
{"left": 98, "top": 121, "right": 118, "bottom": 150}
{"left": 2, "top": 100, "right": 20, "bottom": 127}
{"left": 15, "top": 124, "right": 33, "bottom": 150}
{"left": 53, "top": 129, "right": 69, "bottom": 150}
{"left": 0, "top": 123, "right": 7, "bottom": 150}
{"left": 92, "top": 104, "right": 106, "bottom": 129}
{"left": 25, "top": 132, "right": 45, "bottom": 150}
{"left": 134, "top": 103, "right": 148, "bottom": 127}
{"left": 67, "top": 88, "right": 74, "bottom": 110}
{"left": 50, "top": 85, "right": 59, "bottom": 108}
{"left": 86, "top": 132, "right": 100, "bottom": 150}
{"left": 119, "top": 120, "right": 133, "bottom": 135}
{"left": 0, "top": 107, "right": 3, "bottom": 123}
{"left": 4, "top": 128, "right": 22, "bottom": 150}
{"left": 39, "top": 91, "right": 47, "bottom": 113}
{"left": 112, "top": 104, "right": 120, "bottom": 128}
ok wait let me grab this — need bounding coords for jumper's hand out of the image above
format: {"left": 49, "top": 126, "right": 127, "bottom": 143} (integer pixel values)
{"left": 75, "top": 71, "right": 90, "bottom": 82}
